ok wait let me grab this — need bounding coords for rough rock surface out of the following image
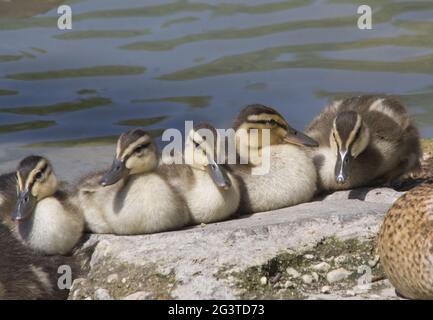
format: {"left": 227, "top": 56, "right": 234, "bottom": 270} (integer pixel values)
{"left": 69, "top": 188, "right": 404, "bottom": 300}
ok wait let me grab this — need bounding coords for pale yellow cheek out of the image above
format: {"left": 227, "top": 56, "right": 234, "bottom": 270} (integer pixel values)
{"left": 127, "top": 152, "right": 158, "bottom": 175}
{"left": 31, "top": 183, "right": 40, "bottom": 198}
{"left": 126, "top": 157, "right": 142, "bottom": 173}
{"left": 31, "top": 176, "right": 58, "bottom": 200}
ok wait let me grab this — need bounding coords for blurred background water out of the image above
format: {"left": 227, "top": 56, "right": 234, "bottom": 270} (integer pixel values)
{"left": 1, "top": 0, "right": 433, "bottom": 155}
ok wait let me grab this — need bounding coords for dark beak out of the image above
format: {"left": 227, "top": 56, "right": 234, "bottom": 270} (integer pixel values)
{"left": 100, "top": 159, "right": 129, "bottom": 187}
{"left": 335, "top": 151, "right": 350, "bottom": 184}
{"left": 283, "top": 129, "right": 319, "bottom": 147}
{"left": 206, "top": 157, "right": 232, "bottom": 190}
{"left": 12, "top": 190, "right": 37, "bottom": 222}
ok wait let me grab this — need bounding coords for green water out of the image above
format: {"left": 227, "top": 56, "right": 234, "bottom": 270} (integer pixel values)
{"left": 0, "top": 0, "right": 433, "bottom": 152}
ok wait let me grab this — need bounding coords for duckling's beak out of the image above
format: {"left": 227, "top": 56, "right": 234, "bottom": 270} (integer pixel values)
{"left": 12, "top": 190, "right": 37, "bottom": 222}
{"left": 206, "top": 158, "right": 232, "bottom": 190}
{"left": 283, "top": 129, "right": 319, "bottom": 147}
{"left": 100, "top": 159, "right": 129, "bottom": 187}
{"left": 335, "top": 150, "right": 350, "bottom": 184}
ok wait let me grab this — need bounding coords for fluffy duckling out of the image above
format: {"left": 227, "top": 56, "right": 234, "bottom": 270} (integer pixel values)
{"left": 76, "top": 129, "right": 190, "bottom": 235}
{"left": 12, "top": 156, "right": 84, "bottom": 255}
{"left": 0, "top": 222, "right": 72, "bottom": 300}
{"left": 229, "top": 104, "right": 318, "bottom": 214}
{"left": 378, "top": 181, "right": 433, "bottom": 299}
{"left": 0, "top": 172, "right": 18, "bottom": 230}
{"left": 162, "top": 123, "right": 240, "bottom": 224}
{"left": 305, "top": 95, "right": 422, "bottom": 192}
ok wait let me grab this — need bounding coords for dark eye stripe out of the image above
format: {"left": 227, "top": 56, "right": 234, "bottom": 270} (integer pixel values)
{"left": 39, "top": 163, "right": 48, "bottom": 175}
{"left": 137, "top": 142, "right": 150, "bottom": 151}
{"left": 27, "top": 163, "right": 49, "bottom": 189}
{"left": 124, "top": 142, "right": 151, "bottom": 160}
{"left": 247, "top": 119, "right": 287, "bottom": 130}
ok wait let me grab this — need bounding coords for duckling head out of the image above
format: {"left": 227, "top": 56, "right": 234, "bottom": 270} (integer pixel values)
{"left": 330, "top": 111, "right": 370, "bottom": 184}
{"left": 12, "top": 156, "right": 58, "bottom": 222}
{"left": 100, "top": 129, "right": 158, "bottom": 186}
{"left": 185, "top": 122, "right": 232, "bottom": 189}
{"left": 233, "top": 104, "right": 318, "bottom": 164}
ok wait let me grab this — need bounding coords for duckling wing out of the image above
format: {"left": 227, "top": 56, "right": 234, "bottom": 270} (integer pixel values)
{"left": 0, "top": 172, "right": 18, "bottom": 228}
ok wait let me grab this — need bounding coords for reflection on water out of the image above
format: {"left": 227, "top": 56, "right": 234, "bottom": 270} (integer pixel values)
{"left": 1, "top": 0, "right": 433, "bottom": 156}
{"left": 0, "top": 120, "right": 56, "bottom": 134}
{"left": 0, "top": 97, "right": 111, "bottom": 115}
{"left": 131, "top": 96, "right": 211, "bottom": 109}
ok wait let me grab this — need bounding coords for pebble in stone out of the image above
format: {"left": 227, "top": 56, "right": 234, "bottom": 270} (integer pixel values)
{"left": 368, "top": 256, "right": 380, "bottom": 267}
{"left": 326, "top": 268, "right": 352, "bottom": 284}
{"left": 286, "top": 267, "right": 301, "bottom": 278}
{"left": 270, "top": 273, "right": 282, "bottom": 284}
{"left": 301, "top": 274, "right": 314, "bottom": 284}
{"left": 304, "top": 254, "right": 315, "bottom": 260}
{"left": 311, "top": 272, "right": 319, "bottom": 282}
{"left": 283, "top": 280, "right": 295, "bottom": 289}
{"left": 107, "top": 274, "right": 119, "bottom": 284}
{"left": 321, "top": 286, "right": 331, "bottom": 294}
{"left": 260, "top": 276, "right": 268, "bottom": 285}
{"left": 94, "top": 288, "right": 113, "bottom": 300}
{"left": 311, "top": 262, "right": 331, "bottom": 272}
{"left": 334, "top": 255, "right": 347, "bottom": 265}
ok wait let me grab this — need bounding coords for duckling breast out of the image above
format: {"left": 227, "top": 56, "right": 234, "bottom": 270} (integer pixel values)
{"left": 185, "top": 169, "right": 241, "bottom": 224}
{"left": 236, "top": 144, "right": 317, "bottom": 213}
{"left": 21, "top": 197, "right": 83, "bottom": 255}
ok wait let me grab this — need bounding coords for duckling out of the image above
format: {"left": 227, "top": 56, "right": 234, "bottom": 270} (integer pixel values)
{"left": 0, "top": 172, "right": 18, "bottom": 230}
{"left": 12, "top": 156, "right": 84, "bottom": 255}
{"left": 305, "top": 95, "right": 422, "bottom": 192}
{"left": 161, "top": 123, "right": 240, "bottom": 224}
{"left": 378, "top": 181, "right": 433, "bottom": 299}
{"left": 229, "top": 104, "right": 318, "bottom": 214}
{"left": 0, "top": 222, "right": 72, "bottom": 300}
{"left": 75, "top": 129, "right": 190, "bottom": 235}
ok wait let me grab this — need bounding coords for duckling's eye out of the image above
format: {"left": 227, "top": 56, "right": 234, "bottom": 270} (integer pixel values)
{"left": 268, "top": 119, "right": 277, "bottom": 126}
{"left": 134, "top": 146, "right": 145, "bottom": 154}
{"left": 35, "top": 172, "right": 43, "bottom": 180}
{"left": 134, "top": 143, "right": 150, "bottom": 154}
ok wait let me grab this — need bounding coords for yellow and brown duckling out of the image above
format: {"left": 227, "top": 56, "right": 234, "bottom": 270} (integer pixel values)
{"left": 12, "top": 156, "right": 84, "bottom": 255}
{"left": 0, "top": 222, "right": 73, "bottom": 299}
{"left": 75, "top": 129, "right": 190, "bottom": 235}
{"left": 378, "top": 181, "right": 433, "bottom": 299}
{"left": 306, "top": 95, "right": 422, "bottom": 192}
{"left": 162, "top": 122, "right": 241, "bottom": 224}
{"left": 229, "top": 104, "right": 318, "bottom": 214}
{"left": 0, "top": 172, "right": 18, "bottom": 230}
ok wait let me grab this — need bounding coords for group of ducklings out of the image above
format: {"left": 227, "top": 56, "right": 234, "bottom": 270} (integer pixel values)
{"left": 1, "top": 95, "right": 432, "bottom": 299}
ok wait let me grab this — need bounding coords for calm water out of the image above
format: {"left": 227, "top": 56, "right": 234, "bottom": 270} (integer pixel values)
{"left": 1, "top": 0, "right": 433, "bottom": 153}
